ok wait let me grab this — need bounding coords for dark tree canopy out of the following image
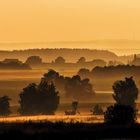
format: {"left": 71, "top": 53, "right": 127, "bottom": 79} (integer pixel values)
{"left": 65, "top": 75, "right": 95, "bottom": 100}
{"left": 112, "top": 77, "right": 138, "bottom": 106}
{"left": 54, "top": 56, "right": 65, "bottom": 64}
{"left": 77, "top": 57, "right": 86, "bottom": 64}
{"left": 43, "top": 69, "right": 65, "bottom": 96}
{"left": 43, "top": 70, "right": 95, "bottom": 100}
{"left": 26, "top": 56, "right": 42, "bottom": 65}
{"left": 19, "top": 80, "right": 59, "bottom": 115}
{"left": 0, "top": 96, "right": 11, "bottom": 116}
{"left": 104, "top": 77, "right": 139, "bottom": 124}
{"left": 104, "top": 104, "right": 136, "bottom": 125}
{"left": 77, "top": 68, "right": 90, "bottom": 79}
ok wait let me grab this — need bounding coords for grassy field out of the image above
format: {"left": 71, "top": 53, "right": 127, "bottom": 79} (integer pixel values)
{"left": 0, "top": 121, "right": 140, "bottom": 139}
{"left": 0, "top": 69, "right": 115, "bottom": 105}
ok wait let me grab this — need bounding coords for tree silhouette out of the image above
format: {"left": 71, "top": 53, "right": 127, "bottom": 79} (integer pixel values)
{"left": 43, "top": 69, "right": 60, "bottom": 83}
{"left": 43, "top": 69, "right": 65, "bottom": 96}
{"left": 77, "top": 68, "right": 90, "bottom": 79}
{"left": 0, "top": 96, "right": 11, "bottom": 116}
{"left": 112, "top": 77, "right": 138, "bottom": 107}
{"left": 26, "top": 56, "right": 42, "bottom": 65}
{"left": 65, "top": 75, "right": 95, "bottom": 100}
{"left": 19, "top": 79, "right": 59, "bottom": 115}
{"left": 55, "top": 56, "right": 65, "bottom": 64}
{"left": 104, "top": 104, "right": 136, "bottom": 124}
{"left": 19, "top": 83, "right": 38, "bottom": 115}
{"left": 104, "top": 77, "right": 138, "bottom": 124}
{"left": 77, "top": 57, "right": 86, "bottom": 64}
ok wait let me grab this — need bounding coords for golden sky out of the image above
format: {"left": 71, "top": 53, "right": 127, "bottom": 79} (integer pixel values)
{"left": 0, "top": 0, "right": 140, "bottom": 52}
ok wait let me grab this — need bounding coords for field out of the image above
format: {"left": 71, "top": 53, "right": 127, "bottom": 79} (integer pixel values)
{"left": 0, "top": 121, "right": 140, "bottom": 139}
{"left": 0, "top": 70, "right": 140, "bottom": 139}
{"left": 0, "top": 69, "right": 140, "bottom": 124}
{"left": 0, "top": 69, "right": 115, "bottom": 105}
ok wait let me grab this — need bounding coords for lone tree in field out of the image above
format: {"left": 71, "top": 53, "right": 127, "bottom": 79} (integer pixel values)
{"left": 0, "top": 96, "right": 11, "bottom": 116}
{"left": 77, "top": 57, "right": 86, "bottom": 64}
{"left": 25, "top": 56, "right": 42, "bottom": 65}
{"left": 54, "top": 56, "right": 65, "bottom": 64}
{"left": 104, "top": 77, "right": 138, "bottom": 124}
{"left": 112, "top": 77, "right": 138, "bottom": 107}
{"left": 19, "top": 78, "right": 59, "bottom": 115}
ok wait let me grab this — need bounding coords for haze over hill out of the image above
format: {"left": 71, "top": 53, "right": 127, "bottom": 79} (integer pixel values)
{"left": 0, "top": 48, "right": 118, "bottom": 63}
{"left": 0, "top": 40, "right": 140, "bottom": 56}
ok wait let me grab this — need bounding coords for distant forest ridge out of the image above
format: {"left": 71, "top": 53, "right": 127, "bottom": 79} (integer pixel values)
{"left": 0, "top": 48, "right": 134, "bottom": 63}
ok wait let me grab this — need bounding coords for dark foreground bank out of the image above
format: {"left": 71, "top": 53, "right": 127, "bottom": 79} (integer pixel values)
{"left": 0, "top": 122, "right": 140, "bottom": 140}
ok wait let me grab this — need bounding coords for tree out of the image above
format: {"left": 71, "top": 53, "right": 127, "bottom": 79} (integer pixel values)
{"left": 104, "top": 77, "right": 138, "bottom": 124}
{"left": 19, "top": 79, "right": 60, "bottom": 115}
{"left": 65, "top": 75, "right": 95, "bottom": 100}
{"left": 77, "top": 68, "right": 90, "bottom": 79}
{"left": 104, "top": 104, "right": 136, "bottom": 124}
{"left": 26, "top": 56, "right": 42, "bottom": 65}
{"left": 43, "top": 69, "right": 65, "bottom": 96}
{"left": 77, "top": 57, "right": 86, "bottom": 64}
{"left": 54, "top": 57, "right": 65, "bottom": 64}
{"left": 43, "top": 69, "right": 60, "bottom": 83}
{"left": 0, "top": 96, "right": 11, "bottom": 116}
{"left": 112, "top": 77, "right": 138, "bottom": 107}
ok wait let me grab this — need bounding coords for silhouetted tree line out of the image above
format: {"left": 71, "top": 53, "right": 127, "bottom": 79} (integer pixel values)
{"left": 0, "top": 72, "right": 139, "bottom": 126}
{"left": 0, "top": 70, "right": 94, "bottom": 115}
{"left": 78, "top": 65, "right": 140, "bottom": 80}
{"left": 0, "top": 48, "right": 118, "bottom": 63}
{"left": 25, "top": 55, "right": 107, "bottom": 68}
{"left": 0, "top": 60, "right": 31, "bottom": 70}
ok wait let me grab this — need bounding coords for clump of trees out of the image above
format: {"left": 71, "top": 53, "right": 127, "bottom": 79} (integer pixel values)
{"left": 0, "top": 96, "right": 11, "bottom": 116}
{"left": 65, "top": 75, "right": 95, "bottom": 100}
{"left": 104, "top": 77, "right": 138, "bottom": 124}
{"left": 43, "top": 69, "right": 95, "bottom": 100}
{"left": 78, "top": 68, "right": 91, "bottom": 79}
{"left": 104, "top": 104, "right": 136, "bottom": 125}
{"left": 54, "top": 56, "right": 66, "bottom": 64}
{"left": 26, "top": 56, "right": 42, "bottom": 65}
{"left": 77, "top": 57, "right": 86, "bottom": 64}
{"left": 19, "top": 79, "right": 59, "bottom": 115}
{"left": 112, "top": 77, "right": 138, "bottom": 107}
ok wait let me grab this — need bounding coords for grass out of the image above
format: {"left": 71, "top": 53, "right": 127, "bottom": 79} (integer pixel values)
{"left": 0, "top": 121, "right": 140, "bottom": 139}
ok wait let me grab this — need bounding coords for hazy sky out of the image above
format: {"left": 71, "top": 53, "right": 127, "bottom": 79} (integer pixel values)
{"left": 0, "top": 0, "right": 140, "bottom": 51}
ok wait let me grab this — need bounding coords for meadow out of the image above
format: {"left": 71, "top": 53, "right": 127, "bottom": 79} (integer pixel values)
{"left": 0, "top": 69, "right": 114, "bottom": 105}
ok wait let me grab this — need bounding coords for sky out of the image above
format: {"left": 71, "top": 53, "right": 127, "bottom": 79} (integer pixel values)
{"left": 0, "top": 0, "right": 140, "bottom": 53}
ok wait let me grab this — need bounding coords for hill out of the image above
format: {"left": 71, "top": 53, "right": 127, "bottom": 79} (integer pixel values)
{"left": 0, "top": 49, "right": 118, "bottom": 63}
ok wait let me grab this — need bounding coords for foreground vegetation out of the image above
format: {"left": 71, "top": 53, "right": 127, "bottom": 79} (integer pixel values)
{"left": 0, "top": 121, "right": 140, "bottom": 139}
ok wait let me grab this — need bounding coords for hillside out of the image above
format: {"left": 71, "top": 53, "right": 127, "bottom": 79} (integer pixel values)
{"left": 0, "top": 49, "right": 118, "bottom": 63}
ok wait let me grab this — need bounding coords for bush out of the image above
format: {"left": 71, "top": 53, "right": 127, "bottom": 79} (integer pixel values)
{"left": 0, "top": 96, "right": 11, "bottom": 116}
{"left": 19, "top": 81, "right": 59, "bottom": 115}
{"left": 104, "top": 104, "right": 137, "bottom": 124}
